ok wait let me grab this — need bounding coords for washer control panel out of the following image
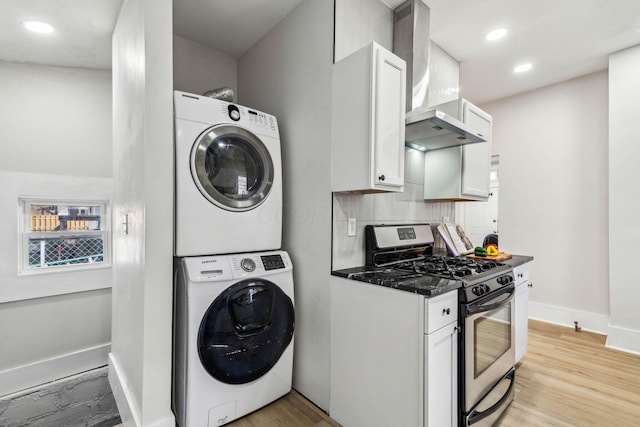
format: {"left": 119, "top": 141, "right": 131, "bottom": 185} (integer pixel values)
{"left": 260, "top": 254, "right": 286, "bottom": 271}
{"left": 184, "top": 251, "right": 292, "bottom": 282}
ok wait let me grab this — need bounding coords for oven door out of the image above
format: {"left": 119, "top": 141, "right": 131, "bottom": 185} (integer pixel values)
{"left": 462, "top": 284, "right": 515, "bottom": 413}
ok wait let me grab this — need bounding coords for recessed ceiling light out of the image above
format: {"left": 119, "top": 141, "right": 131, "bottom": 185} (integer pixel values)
{"left": 486, "top": 28, "right": 508, "bottom": 41}
{"left": 513, "top": 63, "right": 532, "bottom": 73}
{"left": 23, "top": 21, "right": 55, "bottom": 34}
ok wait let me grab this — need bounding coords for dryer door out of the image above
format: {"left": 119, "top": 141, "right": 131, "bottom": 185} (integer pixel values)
{"left": 198, "top": 279, "right": 294, "bottom": 384}
{"left": 191, "top": 124, "right": 274, "bottom": 212}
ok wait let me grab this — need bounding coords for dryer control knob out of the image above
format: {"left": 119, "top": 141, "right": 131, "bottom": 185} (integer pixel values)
{"left": 240, "top": 258, "right": 256, "bottom": 272}
{"left": 228, "top": 104, "right": 240, "bottom": 121}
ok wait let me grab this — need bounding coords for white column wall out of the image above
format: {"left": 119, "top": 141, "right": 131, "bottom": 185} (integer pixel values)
{"left": 237, "top": 0, "right": 334, "bottom": 410}
{"left": 482, "top": 71, "right": 610, "bottom": 333}
{"left": 608, "top": 45, "right": 640, "bottom": 354}
{"left": 109, "top": 0, "right": 175, "bottom": 425}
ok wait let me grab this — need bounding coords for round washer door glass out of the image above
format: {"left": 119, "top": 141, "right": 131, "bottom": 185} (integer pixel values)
{"left": 191, "top": 125, "right": 274, "bottom": 211}
{"left": 198, "top": 279, "right": 295, "bottom": 385}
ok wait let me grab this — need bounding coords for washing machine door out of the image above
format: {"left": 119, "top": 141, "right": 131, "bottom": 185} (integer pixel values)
{"left": 198, "top": 279, "right": 294, "bottom": 384}
{"left": 191, "top": 124, "right": 274, "bottom": 212}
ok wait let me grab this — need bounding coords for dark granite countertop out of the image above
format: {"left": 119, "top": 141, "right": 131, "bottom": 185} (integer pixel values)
{"left": 331, "top": 254, "right": 533, "bottom": 298}
{"left": 500, "top": 254, "right": 534, "bottom": 268}
{"left": 331, "top": 266, "right": 462, "bottom": 298}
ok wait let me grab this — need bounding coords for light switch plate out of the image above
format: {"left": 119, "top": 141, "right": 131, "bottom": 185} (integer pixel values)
{"left": 348, "top": 218, "right": 356, "bottom": 236}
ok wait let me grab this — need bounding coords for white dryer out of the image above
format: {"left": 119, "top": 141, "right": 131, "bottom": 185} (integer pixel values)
{"left": 173, "top": 250, "right": 295, "bottom": 427}
{"left": 174, "top": 91, "right": 282, "bottom": 256}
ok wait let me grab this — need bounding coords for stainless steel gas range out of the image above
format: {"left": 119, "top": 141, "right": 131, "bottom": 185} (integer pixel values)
{"left": 331, "top": 223, "right": 516, "bottom": 427}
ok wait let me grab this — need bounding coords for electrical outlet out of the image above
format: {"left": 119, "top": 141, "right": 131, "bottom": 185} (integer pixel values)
{"left": 442, "top": 216, "right": 450, "bottom": 223}
{"left": 348, "top": 218, "right": 356, "bottom": 236}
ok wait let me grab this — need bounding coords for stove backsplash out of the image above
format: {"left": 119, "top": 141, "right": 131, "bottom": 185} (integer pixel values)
{"left": 332, "top": 148, "right": 454, "bottom": 270}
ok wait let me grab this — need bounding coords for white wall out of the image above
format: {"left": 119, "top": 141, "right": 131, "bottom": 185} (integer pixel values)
{"left": 482, "top": 71, "right": 610, "bottom": 332}
{"left": 0, "top": 61, "right": 112, "bottom": 178}
{"left": 238, "top": 0, "right": 334, "bottom": 411}
{"left": 173, "top": 35, "right": 238, "bottom": 98}
{"left": 334, "top": 0, "right": 392, "bottom": 62}
{"left": 109, "top": 0, "right": 175, "bottom": 425}
{"left": 0, "top": 61, "right": 113, "bottom": 396}
{"left": 608, "top": 45, "right": 640, "bottom": 354}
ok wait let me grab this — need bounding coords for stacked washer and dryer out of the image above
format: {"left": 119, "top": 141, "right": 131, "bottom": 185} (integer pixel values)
{"left": 172, "top": 91, "right": 295, "bottom": 427}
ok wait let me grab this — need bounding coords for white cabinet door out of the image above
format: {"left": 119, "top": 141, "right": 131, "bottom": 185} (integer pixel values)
{"left": 332, "top": 42, "right": 406, "bottom": 193}
{"left": 425, "top": 322, "right": 458, "bottom": 427}
{"left": 461, "top": 102, "right": 492, "bottom": 198}
{"left": 374, "top": 47, "right": 406, "bottom": 188}
{"left": 513, "top": 263, "right": 531, "bottom": 363}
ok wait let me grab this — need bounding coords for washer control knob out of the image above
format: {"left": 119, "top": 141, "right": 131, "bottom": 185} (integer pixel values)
{"left": 240, "top": 258, "right": 255, "bottom": 272}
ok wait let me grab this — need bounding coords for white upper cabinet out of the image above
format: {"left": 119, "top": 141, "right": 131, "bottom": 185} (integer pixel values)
{"left": 332, "top": 42, "right": 406, "bottom": 193}
{"left": 424, "top": 99, "right": 492, "bottom": 201}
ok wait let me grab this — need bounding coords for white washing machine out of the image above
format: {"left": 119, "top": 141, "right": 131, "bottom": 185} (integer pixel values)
{"left": 174, "top": 91, "right": 283, "bottom": 256}
{"left": 173, "top": 250, "right": 295, "bottom": 427}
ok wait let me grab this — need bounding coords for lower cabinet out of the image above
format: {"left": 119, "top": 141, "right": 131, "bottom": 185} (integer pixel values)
{"left": 513, "top": 262, "right": 531, "bottom": 363}
{"left": 425, "top": 321, "right": 458, "bottom": 427}
{"left": 330, "top": 276, "right": 458, "bottom": 427}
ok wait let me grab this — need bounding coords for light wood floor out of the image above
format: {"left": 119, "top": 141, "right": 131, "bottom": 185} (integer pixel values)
{"left": 228, "top": 389, "right": 339, "bottom": 427}
{"left": 228, "top": 319, "right": 640, "bottom": 427}
{"left": 497, "top": 319, "right": 640, "bottom": 426}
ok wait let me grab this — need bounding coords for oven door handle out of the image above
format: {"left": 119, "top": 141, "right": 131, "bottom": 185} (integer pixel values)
{"left": 466, "top": 285, "right": 515, "bottom": 316}
{"left": 467, "top": 369, "right": 515, "bottom": 425}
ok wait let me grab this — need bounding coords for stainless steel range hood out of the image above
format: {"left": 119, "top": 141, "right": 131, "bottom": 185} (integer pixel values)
{"left": 392, "top": 0, "right": 486, "bottom": 151}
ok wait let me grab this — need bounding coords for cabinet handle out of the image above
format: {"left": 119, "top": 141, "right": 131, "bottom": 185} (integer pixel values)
{"left": 453, "top": 326, "right": 460, "bottom": 334}
{"left": 528, "top": 283, "right": 533, "bottom": 288}
{"left": 443, "top": 308, "right": 451, "bottom": 315}
{"left": 378, "top": 174, "right": 385, "bottom": 181}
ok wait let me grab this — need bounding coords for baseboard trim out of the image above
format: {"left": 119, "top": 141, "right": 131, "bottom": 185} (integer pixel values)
{"left": 0, "top": 343, "right": 110, "bottom": 397}
{"left": 108, "top": 353, "right": 175, "bottom": 427}
{"left": 108, "top": 353, "right": 142, "bottom": 427}
{"left": 606, "top": 324, "right": 640, "bottom": 355}
{"left": 528, "top": 301, "right": 610, "bottom": 335}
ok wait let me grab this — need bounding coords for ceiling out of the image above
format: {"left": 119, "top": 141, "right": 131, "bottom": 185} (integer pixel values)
{"left": 173, "top": 0, "right": 304, "bottom": 58}
{"left": 0, "top": 0, "right": 122, "bottom": 70}
{"left": 3, "top": 0, "right": 640, "bottom": 104}
{"left": 402, "top": 0, "right": 640, "bottom": 103}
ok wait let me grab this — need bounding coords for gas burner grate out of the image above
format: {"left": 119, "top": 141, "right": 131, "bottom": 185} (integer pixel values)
{"left": 393, "top": 256, "right": 506, "bottom": 280}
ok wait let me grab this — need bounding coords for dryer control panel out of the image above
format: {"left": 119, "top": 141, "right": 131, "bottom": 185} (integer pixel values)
{"left": 174, "top": 91, "right": 280, "bottom": 138}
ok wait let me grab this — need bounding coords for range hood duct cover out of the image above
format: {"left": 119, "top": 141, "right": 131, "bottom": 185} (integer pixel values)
{"left": 392, "top": 0, "right": 486, "bottom": 150}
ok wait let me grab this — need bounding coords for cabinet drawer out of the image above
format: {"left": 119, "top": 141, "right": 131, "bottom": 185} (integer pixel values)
{"left": 425, "top": 291, "right": 458, "bottom": 334}
{"left": 513, "top": 263, "right": 530, "bottom": 285}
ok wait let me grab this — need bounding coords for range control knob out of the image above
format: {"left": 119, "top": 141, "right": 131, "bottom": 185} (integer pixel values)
{"left": 240, "top": 258, "right": 256, "bottom": 272}
{"left": 497, "top": 275, "right": 513, "bottom": 285}
{"left": 472, "top": 286, "right": 485, "bottom": 296}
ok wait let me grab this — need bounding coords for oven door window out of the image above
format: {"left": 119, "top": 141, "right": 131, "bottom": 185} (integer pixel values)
{"left": 474, "top": 303, "right": 512, "bottom": 377}
{"left": 191, "top": 125, "right": 274, "bottom": 212}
